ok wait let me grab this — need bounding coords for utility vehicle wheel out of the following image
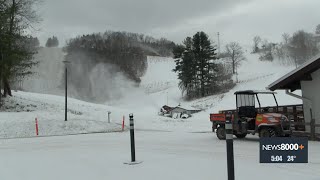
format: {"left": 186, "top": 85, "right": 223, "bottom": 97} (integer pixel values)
{"left": 216, "top": 126, "right": 226, "bottom": 140}
{"left": 235, "top": 133, "right": 247, "bottom": 139}
{"left": 259, "top": 127, "right": 276, "bottom": 137}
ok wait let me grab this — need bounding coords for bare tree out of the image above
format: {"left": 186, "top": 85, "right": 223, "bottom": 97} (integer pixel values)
{"left": 259, "top": 39, "right": 274, "bottom": 62}
{"left": 282, "top": 33, "right": 290, "bottom": 44}
{"left": 252, "top": 35, "right": 261, "bottom": 53}
{"left": 288, "top": 30, "right": 319, "bottom": 66}
{"left": 316, "top": 24, "right": 320, "bottom": 34}
{"left": 225, "top": 42, "right": 246, "bottom": 75}
{"left": 273, "top": 43, "right": 287, "bottom": 63}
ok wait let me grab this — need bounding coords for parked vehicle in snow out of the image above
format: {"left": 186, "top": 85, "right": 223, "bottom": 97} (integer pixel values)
{"left": 159, "top": 105, "right": 201, "bottom": 119}
{"left": 210, "top": 90, "right": 292, "bottom": 139}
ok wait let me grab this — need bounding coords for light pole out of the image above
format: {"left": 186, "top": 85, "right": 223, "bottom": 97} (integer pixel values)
{"left": 166, "top": 91, "right": 168, "bottom": 105}
{"left": 217, "top": 32, "right": 220, "bottom": 57}
{"left": 63, "top": 60, "right": 70, "bottom": 121}
{"left": 0, "top": 47, "right": 3, "bottom": 107}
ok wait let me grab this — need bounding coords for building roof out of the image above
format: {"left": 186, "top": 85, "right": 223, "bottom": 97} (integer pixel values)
{"left": 234, "top": 90, "right": 276, "bottom": 95}
{"left": 267, "top": 54, "right": 320, "bottom": 91}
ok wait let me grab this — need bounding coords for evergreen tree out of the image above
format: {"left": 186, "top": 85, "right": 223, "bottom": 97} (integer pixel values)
{"left": 46, "top": 36, "right": 59, "bottom": 47}
{"left": 45, "top": 37, "right": 52, "bottom": 47}
{"left": 192, "top": 31, "right": 217, "bottom": 97}
{"left": 172, "top": 44, "right": 185, "bottom": 59}
{"left": 173, "top": 32, "right": 219, "bottom": 99}
{"left": 52, "top": 36, "right": 59, "bottom": 47}
{"left": 173, "top": 37, "right": 195, "bottom": 97}
{"left": 0, "top": 0, "right": 40, "bottom": 98}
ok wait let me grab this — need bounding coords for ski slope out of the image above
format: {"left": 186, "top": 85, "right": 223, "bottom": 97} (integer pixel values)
{"left": 1, "top": 50, "right": 304, "bottom": 137}
{"left": 1, "top": 49, "right": 319, "bottom": 180}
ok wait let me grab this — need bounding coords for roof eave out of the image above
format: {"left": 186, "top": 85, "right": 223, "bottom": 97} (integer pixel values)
{"left": 268, "top": 54, "right": 320, "bottom": 91}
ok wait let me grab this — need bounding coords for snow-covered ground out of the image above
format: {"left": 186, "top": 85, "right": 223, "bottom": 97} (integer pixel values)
{"left": 0, "top": 131, "right": 319, "bottom": 180}
{"left": 1, "top": 49, "right": 319, "bottom": 180}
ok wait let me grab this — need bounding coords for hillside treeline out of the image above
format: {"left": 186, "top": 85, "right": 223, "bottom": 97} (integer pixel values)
{"left": 64, "top": 31, "right": 175, "bottom": 81}
{"left": 252, "top": 24, "right": 320, "bottom": 67}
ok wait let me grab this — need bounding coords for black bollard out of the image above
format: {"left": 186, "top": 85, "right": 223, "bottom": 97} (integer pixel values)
{"left": 225, "top": 111, "right": 235, "bottom": 180}
{"left": 129, "top": 113, "right": 136, "bottom": 162}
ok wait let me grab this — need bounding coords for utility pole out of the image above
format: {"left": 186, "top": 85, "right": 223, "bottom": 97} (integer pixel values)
{"left": 0, "top": 47, "right": 3, "bottom": 107}
{"left": 65, "top": 66, "right": 67, "bottom": 121}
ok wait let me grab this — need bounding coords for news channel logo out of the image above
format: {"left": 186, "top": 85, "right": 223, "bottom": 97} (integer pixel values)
{"left": 260, "top": 137, "right": 308, "bottom": 163}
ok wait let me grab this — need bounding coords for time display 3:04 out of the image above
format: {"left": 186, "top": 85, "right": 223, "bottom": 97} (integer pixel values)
{"left": 271, "top": 155, "right": 297, "bottom": 162}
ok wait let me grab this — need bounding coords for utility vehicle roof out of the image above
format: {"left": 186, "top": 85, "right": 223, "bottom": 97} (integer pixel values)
{"left": 234, "top": 90, "right": 277, "bottom": 95}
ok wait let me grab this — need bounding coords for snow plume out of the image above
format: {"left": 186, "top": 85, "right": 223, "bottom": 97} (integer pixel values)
{"left": 65, "top": 53, "right": 149, "bottom": 107}
{"left": 20, "top": 48, "right": 156, "bottom": 109}
{"left": 21, "top": 47, "right": 65, "bottom": 94}
{"left": 87, "top": 63, "right": 157, "bottom": 110}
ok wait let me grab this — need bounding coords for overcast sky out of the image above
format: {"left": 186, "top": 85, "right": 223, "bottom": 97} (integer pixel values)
{"left": 34, "top": 0, "right": 320, "bottom": 48}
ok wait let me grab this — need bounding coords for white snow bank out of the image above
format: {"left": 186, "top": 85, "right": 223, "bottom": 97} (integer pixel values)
{"left": 0, "top": 91, "right": 125, "bottom": 138}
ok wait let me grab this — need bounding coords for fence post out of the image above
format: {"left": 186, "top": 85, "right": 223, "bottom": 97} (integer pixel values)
{"left": 310, "top": 109, "right": 315, "bottom": 140}
{"left": 108, "top": 111, "right": 111, "bottom": 123}
{"left": 293, "top": 106, "right": 297, "bottom": 122}
{"left": 35, "top": 118, "right": 39, "bottom": 136}
{"left": 225, "top": 111, "right": 235, "bottom": 180}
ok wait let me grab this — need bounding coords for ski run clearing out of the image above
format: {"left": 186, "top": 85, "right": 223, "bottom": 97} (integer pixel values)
{"left": 0, "top": 49, "right": 319, "bottom": 180}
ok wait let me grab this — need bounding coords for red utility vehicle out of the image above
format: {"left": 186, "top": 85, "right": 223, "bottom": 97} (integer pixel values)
{"left": 210, "top": 90, "right": 292, "bottom": 139}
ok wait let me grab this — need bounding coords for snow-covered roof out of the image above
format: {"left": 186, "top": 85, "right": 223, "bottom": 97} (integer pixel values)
{"left": 267, "top": 53, "right": 320, "bottom": 91}
{"left": 172, "top": 104, "right": 200, "bottom": 111}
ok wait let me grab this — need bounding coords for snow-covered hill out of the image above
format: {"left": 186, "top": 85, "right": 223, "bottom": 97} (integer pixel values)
{"left": 132, "top": 52, "right": 303, "bottom": 131}
{"left": 1, "top": 48, "right": 304, "bottom": 137}
{"left": 141, "top": 52, "right": 302, "bottom": 111}
{"left": 0, "top": 91, "right": 126, "bottom": 138}
{"left": 1, "top": 48, "right": 319, "bottom": 180}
